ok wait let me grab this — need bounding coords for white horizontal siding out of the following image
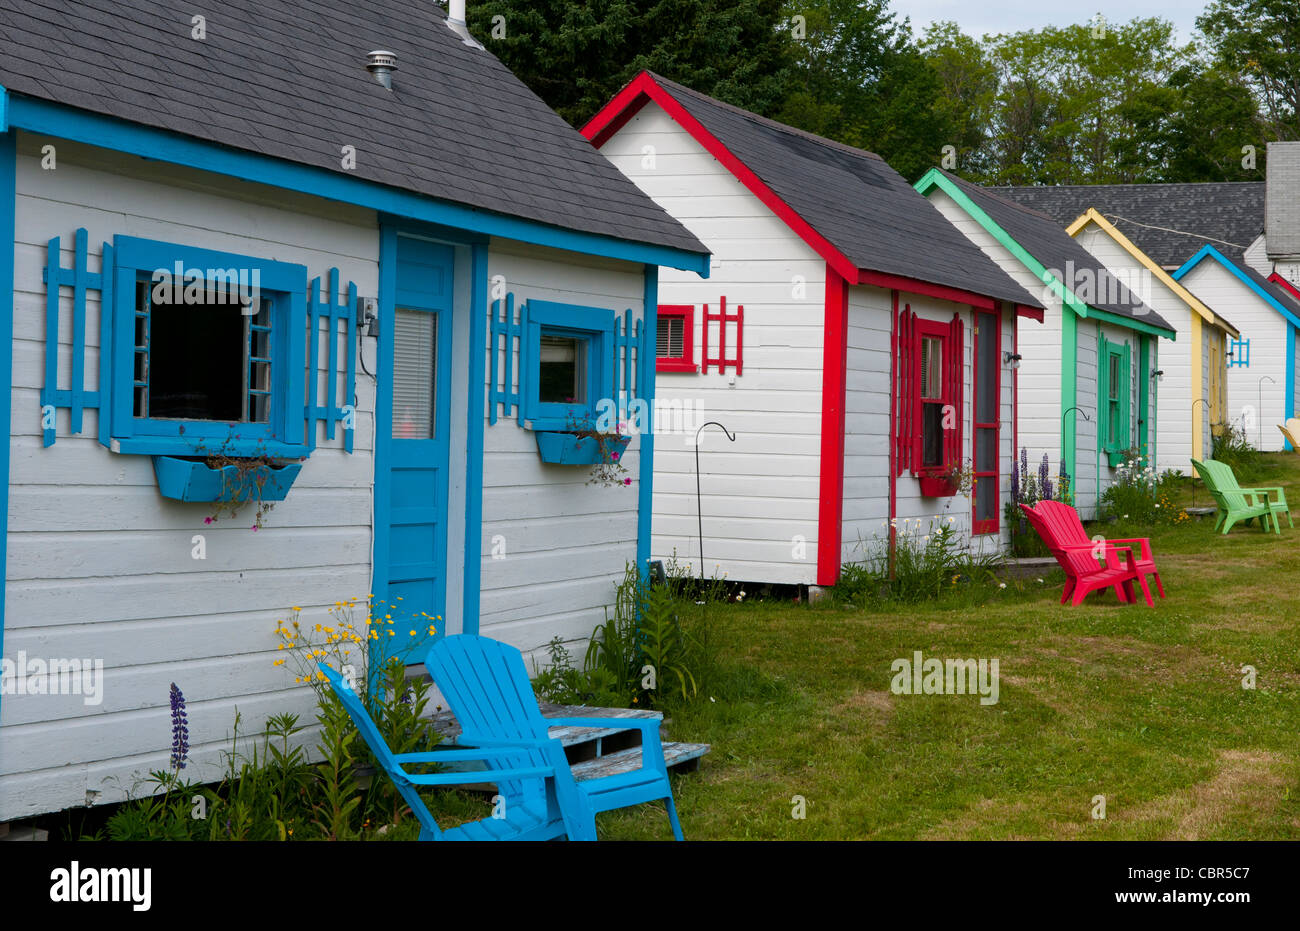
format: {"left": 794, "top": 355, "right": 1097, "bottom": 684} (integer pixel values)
{"left": 2, "top": 135, "right": 380, "bottom": 819}
{"left": 598, "top": 102, "right": 825, "bottom": 585}
{"left": 478, "top": 242, "right": 647, "bottom": 654}
{"left": 1180, "top": 261, "right": 1291, "bottom": 452}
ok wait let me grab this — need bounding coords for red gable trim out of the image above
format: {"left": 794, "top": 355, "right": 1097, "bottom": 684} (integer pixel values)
{"left": 1269, "top": 271, "right": 1300, "bottom": 301}
{"left": 585, "top": 72, "right": 1041, "bottom": 314}
{"left": 817, "top": 264, "right": 850, "bottom": 586}
{"left": 584, "top": 72, "right": 859, "bottom": 283}
{"left": 1017, "top": 304, "right": 1045, "bottom": 322}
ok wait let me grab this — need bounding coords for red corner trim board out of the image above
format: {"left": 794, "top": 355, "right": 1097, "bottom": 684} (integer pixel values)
{"left": 817, "top": 265, "right": 849, "bottom": 586}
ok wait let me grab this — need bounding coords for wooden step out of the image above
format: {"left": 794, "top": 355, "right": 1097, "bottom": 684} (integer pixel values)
{"left": 571, "top": 743, "right": 711, "bottom": 782}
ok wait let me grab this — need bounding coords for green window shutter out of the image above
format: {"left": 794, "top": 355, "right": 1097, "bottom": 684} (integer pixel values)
{"left": 1121, "top": 341, "right": 1131, "bottom": 449}
{"left": 1098, "top": 332, "right": 1108, "bottom": 454}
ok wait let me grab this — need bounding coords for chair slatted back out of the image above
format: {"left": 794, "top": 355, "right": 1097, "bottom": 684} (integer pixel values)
{"left": 1193, "top": 458, "right": 1251, "bottom": 512}
{"left": 1019, "top": 502, "right": 1102, "bottom": 579}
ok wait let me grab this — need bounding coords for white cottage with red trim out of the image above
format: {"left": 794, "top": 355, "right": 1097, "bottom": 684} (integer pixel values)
{"left": 584, "top": 73, "right": 1045, "bottom": 588}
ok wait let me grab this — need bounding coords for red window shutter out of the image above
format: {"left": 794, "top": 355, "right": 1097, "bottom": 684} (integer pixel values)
{"left": 894, "top": 306, "right": 914, "bottom": 477}
{"left": 702, "top": 296, "right": 743, "bottom": 374}
{"left": 947, "top": 313, "right": 964, "bottom": 470}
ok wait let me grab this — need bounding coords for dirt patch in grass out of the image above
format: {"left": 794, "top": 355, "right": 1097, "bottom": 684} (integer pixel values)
{"left": 1119, "top": 749, "right": 1289, "bottom": 839}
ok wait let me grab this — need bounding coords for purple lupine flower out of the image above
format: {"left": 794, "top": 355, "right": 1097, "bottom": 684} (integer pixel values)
{"left": 1020, "top": 447, "right": 1029, "bottom": 491}
{"left": 169, "top": 682, "right": 189, "bottom": 771}
{"left": 1010, "top": 456, "right": 1020, "bottom": 505}
{"left": 1039, "top": 454, "right": 1050, "bottom": 497}
{"left": 1043, "top": 471, "right": 1053, "bottom": 502}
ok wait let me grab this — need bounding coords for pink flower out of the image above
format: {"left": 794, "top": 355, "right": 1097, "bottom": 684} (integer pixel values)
{"left": 623, "top": 478, "right": 632, "bottom": 486}
{"left": 251, "top": 525, "right": 259, "bottom": 531}
{"left": 610, "top": 452, "right": 619, "bottom": 461}
{"left": 204, "top": 517, "right": 214, "bottom": 525}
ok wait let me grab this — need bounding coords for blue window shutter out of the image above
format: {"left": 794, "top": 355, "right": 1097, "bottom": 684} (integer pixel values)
{"left": 489, "top": 293, "right": 525, "bottom": 424}
{"left": 306, "top": 269, "right": 358, "bottom": 452}
{"left": 40, "top": 228, "right": 109, "bottom": 447}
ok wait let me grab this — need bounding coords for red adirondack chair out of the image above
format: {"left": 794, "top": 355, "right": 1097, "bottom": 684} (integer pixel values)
{"left": 1019, "top": 501, "right": 1162, "bottom": 607}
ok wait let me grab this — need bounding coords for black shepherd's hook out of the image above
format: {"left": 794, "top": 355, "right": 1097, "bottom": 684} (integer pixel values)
{"left": 695, "top": 421, "right": 736, "bottom": 579}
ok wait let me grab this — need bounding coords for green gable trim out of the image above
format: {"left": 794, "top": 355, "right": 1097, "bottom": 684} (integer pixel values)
{"left": 915, "top": 169, "right": 1088, "bottom": 317}
{"left": 914, "top": 170, "right": 1176, "bottom": 341}
{"left": 1088, "top": 304, "right": 1175, "bottom": 340}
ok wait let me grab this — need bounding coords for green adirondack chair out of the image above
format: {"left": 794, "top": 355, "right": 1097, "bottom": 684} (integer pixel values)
{"left": 1191, "top": 458, "right": 1292, "bottom": 535}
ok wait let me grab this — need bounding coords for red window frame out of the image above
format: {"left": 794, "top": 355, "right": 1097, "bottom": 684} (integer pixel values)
{"left": 894, "top": 307, "right": 964, "bottom": 496}
{"left": 655, "top": 304, "right": 696, "bottom": 372}
{"left": 971, "top": 310, "right": 1000, "bottom": 535}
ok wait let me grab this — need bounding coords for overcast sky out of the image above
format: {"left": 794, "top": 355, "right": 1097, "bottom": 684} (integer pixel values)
{"left": 891, "top": 0, "right": 1206, "bottom": 43}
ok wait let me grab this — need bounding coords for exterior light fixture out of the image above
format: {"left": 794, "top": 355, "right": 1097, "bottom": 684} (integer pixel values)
{"left": 1003, "top": 351, "right": 1022, "bottom": 370}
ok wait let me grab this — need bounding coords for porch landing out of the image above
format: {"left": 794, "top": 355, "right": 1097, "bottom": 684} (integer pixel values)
{"left": 427, "top": 702, "right": 710, "bottom": 779}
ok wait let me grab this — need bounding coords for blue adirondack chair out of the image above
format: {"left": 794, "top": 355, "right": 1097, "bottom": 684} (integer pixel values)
{"left": 424, "top": 634, "right": 685, "bottom": 841}
{"left": 317, "top": 662, "right": 574, "bottom": 841}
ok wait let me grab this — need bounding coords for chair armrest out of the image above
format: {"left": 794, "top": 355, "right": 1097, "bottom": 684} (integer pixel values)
{"left": 400, "top": 765, "right": 555, "bottom": 787}
{"left": 1108, "top": 537, "right": 1153, "bottom": 561}
{"left": 1242, "top": 486, "right": 1287, "bottom": 504}
{"left": 396, "top": 748, "right": 539, "bottom": 764}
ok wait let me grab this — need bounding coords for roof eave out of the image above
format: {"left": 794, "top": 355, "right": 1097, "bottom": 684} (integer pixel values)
{"left": 10, "top": 92, "right": 712, "bottom": 277}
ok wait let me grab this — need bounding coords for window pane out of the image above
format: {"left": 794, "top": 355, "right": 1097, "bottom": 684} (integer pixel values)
{"left": 1109, "top": 355, "right": 1120, "bottom": 398}
{"left": 921, "top": 337, "right": 943, "bottom": 400}
{"left": 393, "top": 308, "right": 436, "bottom": 439}
{"left": 1109, "top": 400, "right": 1121, "bottom": 445}
{"left": 657, "top": 316, "right": 685, "bottom": 359}
{"left": 922, "top": 402, "right": 944, "bottom": 467}
{"left": 975, "top": 313, "right": 997, "bottom": 423}
{"left": 539, "top": 333, "right": 587, "bottom": 403}
{"left": 976, "top": 428, "right": 996, "bottom": 472}
{"left": 147, "top": 286, "right": 244, "bottom": 421}
{"left": 975, "top": 474, "right": 996, "bottom": 521}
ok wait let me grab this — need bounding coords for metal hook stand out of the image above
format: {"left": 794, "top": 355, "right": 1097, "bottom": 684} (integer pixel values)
{"left": 1060, "top": 406, "right": 1090, "bottom": 500}
{"left": 695, "top": 421, "right": 736, "bottom": 588}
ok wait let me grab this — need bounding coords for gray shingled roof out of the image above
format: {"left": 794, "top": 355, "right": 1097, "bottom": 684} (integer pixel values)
{"left": 992, "top": 182, "right": 1264, "bottom": 268}
{"left": 0, "top": 0, "right": 707, "bottom": 258}
{"left": 941, "top": 172, "right": 1173, "bottom": 331}
{"left": 642, "top": 75, "right": 1042, "bottom": 309}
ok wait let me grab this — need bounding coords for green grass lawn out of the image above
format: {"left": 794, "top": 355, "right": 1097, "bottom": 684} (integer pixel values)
{"left": 595, "top": 453, "right": 1300, "bottom": 840}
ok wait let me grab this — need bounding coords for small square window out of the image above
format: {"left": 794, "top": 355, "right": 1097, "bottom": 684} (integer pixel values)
{"left": 656, "top": 304, "right": 696, "bottom": 372}
{"left": 520, "top": 300, "right": 616, "bottom": 431}
{"left": 112, "top": 235, "right": 308, "bottom": 456}
{"left": 539, "top": 333, "right": 588, "bottom": 404}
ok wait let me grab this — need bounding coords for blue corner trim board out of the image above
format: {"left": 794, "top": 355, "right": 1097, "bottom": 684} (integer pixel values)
{"left": 637, "top": 264, "right": 657, "bottom": 573}
{"left": 1, "top": 84, "right": 8, "bottom": 132}
{"left": 0, "top": 130, "right": 14, "bottom": 715}
{"left": 1174, "top": 244, "right": 1300, "bottom": 329}
{"left": 1288, "top": 325, "right": 1296, "bottom": 452}
{"left": 463, "top": 242, "right": 488, "bottom": 635}
{"left": 7, "top": 95, "right": 711, "bottom": 278}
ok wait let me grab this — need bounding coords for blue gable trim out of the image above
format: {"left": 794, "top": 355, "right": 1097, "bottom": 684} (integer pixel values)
{"left": 0, "top": 84, "right": 8, "bottom": 132}
{"left": 637, "top": 265, "right": 657, "bottom": 574}
{"left": 0, "top": 130, "right": 14, "bottom": 717}
{"left": 1173, "top": 244, "right": 1300, "bottom": 329}
{"left": 6, "top": 95, "right": 711, "bottom": 278}
{"left": 463, "top": 242, "right": 488, "bottom": 635}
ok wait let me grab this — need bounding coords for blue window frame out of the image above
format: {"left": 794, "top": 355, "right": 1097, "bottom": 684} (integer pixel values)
{"left": 1228, "top": 337, "right": 1250, "bottom": 367}
{"left": 521, "top": 300, "right": 614, "bottom": 431}
{"left": 110, "top": 236, "right": 309, "bottom": 457}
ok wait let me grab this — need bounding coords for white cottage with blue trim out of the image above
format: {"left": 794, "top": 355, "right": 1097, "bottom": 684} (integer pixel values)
{"left": 0, "top": 1, "right": 708, "bottom": 821}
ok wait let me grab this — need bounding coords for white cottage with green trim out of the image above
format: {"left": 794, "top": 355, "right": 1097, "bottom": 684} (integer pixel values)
{"left": 916, "top": 170, "right": 1176, "bottom": 517}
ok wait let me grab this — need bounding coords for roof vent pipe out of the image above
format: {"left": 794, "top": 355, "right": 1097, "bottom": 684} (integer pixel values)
{"left": 366, "top": 50, "right": 397, "bottom": 89}
{"left": 446, "top": 0, "right": 484, "bottom": 49}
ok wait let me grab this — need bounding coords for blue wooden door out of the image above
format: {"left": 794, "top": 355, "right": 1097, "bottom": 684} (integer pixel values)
{"left": 377, "top": 234, "right": 454, "bottom": 659}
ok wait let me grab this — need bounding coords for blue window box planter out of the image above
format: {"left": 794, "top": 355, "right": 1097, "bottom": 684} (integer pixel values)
{"left": 152, "top": 455, "right": 303, "bottom": 503}
{"left": 535, "top": 431, "right": 631, "bottom": 465}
